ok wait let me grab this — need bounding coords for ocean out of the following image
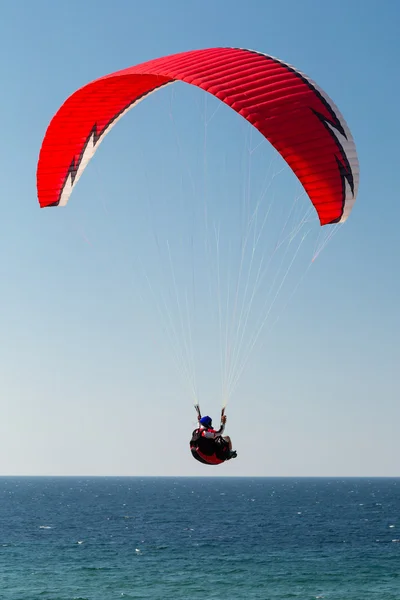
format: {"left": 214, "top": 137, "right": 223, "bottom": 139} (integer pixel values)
{"left": 0, "top": 477, "right": 399, "bottom": 599}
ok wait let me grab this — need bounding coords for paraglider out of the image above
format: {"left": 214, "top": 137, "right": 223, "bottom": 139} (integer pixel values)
{"left": 36, "top": 47, "right": 360, "bottom": 467}
{"left": 190, "top": 405, "right": 237, "bottom": 465}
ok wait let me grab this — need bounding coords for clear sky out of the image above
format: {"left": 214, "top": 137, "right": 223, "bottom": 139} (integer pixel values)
{"left": 0, "top": 0, "right": 399, "bottom": 477}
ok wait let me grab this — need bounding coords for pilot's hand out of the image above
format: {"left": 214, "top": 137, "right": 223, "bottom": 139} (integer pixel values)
{"left": 221, "top": 415, "right": 227, "bottom": 424}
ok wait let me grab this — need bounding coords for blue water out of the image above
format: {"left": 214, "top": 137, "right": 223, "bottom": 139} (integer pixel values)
{"left": 0, "top": 478, "right": 399, "bottom": 599}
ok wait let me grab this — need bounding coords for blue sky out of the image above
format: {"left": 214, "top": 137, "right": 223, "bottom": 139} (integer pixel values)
{"left": 0, "top": 0, "right": 399, "bottom": 476}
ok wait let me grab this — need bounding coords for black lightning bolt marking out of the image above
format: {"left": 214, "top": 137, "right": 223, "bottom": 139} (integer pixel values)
{"left": 236, "top": 48, "right": 355, "bottom": 223}
{"left": 49, "top": 81, "right": 171, "bottom": 207}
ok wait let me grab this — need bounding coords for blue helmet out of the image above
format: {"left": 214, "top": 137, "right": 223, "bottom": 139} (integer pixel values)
{"left": 200, "top": 416, "right": 212, "bottom": 428}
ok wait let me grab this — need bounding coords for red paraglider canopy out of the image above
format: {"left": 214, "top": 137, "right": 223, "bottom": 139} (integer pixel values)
{"left": 37, "top": 47, "right": 359, "bottom": 225}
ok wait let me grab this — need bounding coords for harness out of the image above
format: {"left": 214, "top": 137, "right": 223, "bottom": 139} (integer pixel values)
{"left": 190, "top": 427, "right": 228, "bottom": 465}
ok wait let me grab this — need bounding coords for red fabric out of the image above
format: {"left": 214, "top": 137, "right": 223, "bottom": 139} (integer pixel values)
{"left": 37, "top": 47, "right": 357, "bottom": 225}
{"left": 202, "top": 428, "right": 217, "bottom": 436}
{"left": 192, "top": 447, "right": 225, "bottom": 465}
